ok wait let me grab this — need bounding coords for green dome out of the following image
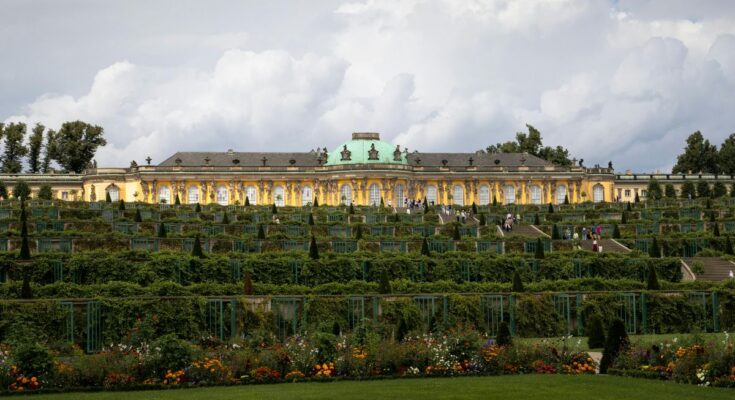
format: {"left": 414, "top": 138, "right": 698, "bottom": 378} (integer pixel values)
{"left": 327, "top": 132, "right": 407, "bottom": 166}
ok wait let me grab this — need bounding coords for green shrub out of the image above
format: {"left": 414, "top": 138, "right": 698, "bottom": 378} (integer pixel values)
{"left": 585, "top": 314, "right": 606, "bottom": 349}
{"left": 599, "top": 319, "right": 629, "bottom": 374}
{"left": 496, "top": 321, "right": 512, "bottom": 346}
{"left": 12, "top": 341, "right": 52, "bottom": 376}
{"left": 146, "top": 334, "right": 196, "bottom": 375}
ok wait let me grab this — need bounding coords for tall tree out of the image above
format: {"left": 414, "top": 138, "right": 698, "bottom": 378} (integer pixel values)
{"left": 1, "top": 122, "right": 28, "bottom": 173}
{"left": 487, "top": 124, "right": 572, "bottom": 166}
{"left": 718, "top": 133, "right": 735, "bottom": 175}
{"left": 51, "top": 121, "right": 107, "bottom": 173}
{"left": 646, "top": 179, "right": 663, "bottom": 201}
{"left": 672, "top": 131, "right": 718, "bottom": 174}
{"left": 664, "top": 184, "right": 677, "bottom": 198}
{"left": 41, "top": 129, "right": 55, "bottom": 173}
{"left": 28, "top": 123, "right": 45, "bottom": 173}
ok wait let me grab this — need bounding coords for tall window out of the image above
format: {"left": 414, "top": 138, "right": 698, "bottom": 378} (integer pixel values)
{"left": 301, "top": 186, "right": 312, "bottom": 206}
{"left": 106, "top": 186, "right": 119, "bottom": 202}
{"left": 340, "top": 185, "right": 352, "bottom": 205}
{"left": 369, "top": 183, "right": 380, "bottom": 206}
{"left": 530, "top": 185, "right": 542, "bottom": 205}
{"left": 216, "top": 186, "right": 228, "bottom": 206}
{"left": 593, "top": 184, "right": 604, "bottom": 203}
{"left": 246, "top": 186, "right": 257, "bottom": 205}
{"left": 158, "top": 186, "right": 170, "bottom": 204}
{"left": 187, "top": 186, "right": 199, "bottom": 204}
{"left": 479, "top": 185, "right": 490, "bottom": 205}
{"left": 395, "top": 184, "right": 405, "bottom": 207}
{"left": 274, "top": 186, "right": 285, "bottom": 206}
{"left": 453, "top": 185, "right": 464, "bottom": 206}
{"left": 426, "top": 185, "right": 437, "bottom": 205}
{"left": 505, "top": 185, "right": 515, "bottom": 204}
{"left": 556, "top": 185, "right": 567, "bottom": 205}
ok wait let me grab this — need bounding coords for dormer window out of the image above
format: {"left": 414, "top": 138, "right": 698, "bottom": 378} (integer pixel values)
{"left": 340, "top": 145, "right": 351, "bottom": 161}
{"left": 368, "top": 143, "right": 379, "bottom": 160}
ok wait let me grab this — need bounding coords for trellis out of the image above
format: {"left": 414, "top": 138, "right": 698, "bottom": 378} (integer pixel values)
{"left": 271, "top": 297, "right": 304, "bottom": 340}
{"left": 37, "top": 238, "right": 72, "bottom": 253}
{"left": 553, "top": 293, "right": 583, "bottom": 335}
{"left": 476, "top": 241, "right": 503, "bottom": 253}
{"left": 429, "top": 240, "right": 454, "bottom": 254}
{"left": 379, "top": 241, "right": 406, "bottom": 252}
{"left": 206, "top": 299, "right": 238, "bottom": 340}
{"left": 617, "top": 293, "right": 638, "bottom": 334}
{"left": 331, "top": 240, "right": 357, "bottom": 253}
{"left": 413, "top": 296, "right": 447, "bottom": 331}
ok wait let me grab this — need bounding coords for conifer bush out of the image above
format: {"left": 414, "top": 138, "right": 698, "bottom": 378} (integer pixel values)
{"left": 585, "top": 314, "right": 606, "bottom": 349}
{"left": 599, "top": 319, "right": 629, "bottom": 374}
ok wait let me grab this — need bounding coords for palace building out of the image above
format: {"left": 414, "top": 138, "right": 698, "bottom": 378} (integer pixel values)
{"left": 1, "top": 132, "right": 733, "bottom": 205}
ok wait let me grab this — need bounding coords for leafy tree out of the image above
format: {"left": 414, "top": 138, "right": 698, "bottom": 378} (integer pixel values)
{"left": 0, "top": 181, "right": 7, "bottom": 199}
{"left": 713, "top": 181, "right": 727, "bottom": 198}
{"left": 599, "top": 319, "right": 629, "bottom": 374}
{"left": 696, "top": 181, "right": 711, "bottom": 198}
{"left": 41, "top": 129, "right": 55, "bottom": 173}
{"left": 680, "top": 181, "right": 696, "bottom": 199}
{"left": 551, "top": 224, "right": 560, "bottom": 240}
{"left": 378, "top": 269, "right": 392, "bottom": 294}
{"left": 672, "top": 131, "right": 718, "bottom": 174}
{"left": 534, "top": 238, "right": 545, "bottom": 259}
{"left": 1, "top": 122, "right": 28, "bottom": 173}
{"left": 718, "top": 133, "right": 735, "bottom": 174}
{"left": 157, "top": 223, "right": 168, "bottom": 238}
{"left": 646, "top": 179, "right": 662, "bottom": 201}
{"left": 585, "top": 314, "right": 606, "bottom": 349}
{"left": 13, "top": 180, "right": 30, "bottom": 201}
{"left": 308, "top": 236, "right": 319, "bottom": 260}
{"left": 421, "top": 238, "right": 431, "bottom": 256}
{"left": 49, "top": 121, "right": 107, "bottom": 173}
{"left": 512, "top": 269, "right": 524, "bottom": 292}
{"left": 243, "top": 271, "right": 254, "bottom": 295}
{"left": 486, "top": 124, "right": 572, "bottom": 166}
{"left": 191, "top": 236, "right": 204, "bottom": 258}
{"left": 647, "top": 265, "right": 660, "bottom": 290}
{"left": 28, "top": 123, "right": 45, "bottom": 173}
{"left": 649, "top": 237, "right": 661, "bottom": 258}
{"left": 664, "top": 184, "right": 676, "bottom": 198}
{"left": 612, "top": 224, "right": 620, "bottom": 239}
{"left": 37, "top": 184, "right": 53, "bottom": 200}
{"left": 496, "top": 321, "right": 512, "bottom": 346}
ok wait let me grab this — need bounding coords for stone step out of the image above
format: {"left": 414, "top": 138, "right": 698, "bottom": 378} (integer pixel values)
{"left": 681, "top": 257, "right": 735, "bottom": 282}
{"left": 577, "top": 239, "right": 631, "bottom": 253}
{"left": 499, "top": 223, "right": 548, "bottom": 238}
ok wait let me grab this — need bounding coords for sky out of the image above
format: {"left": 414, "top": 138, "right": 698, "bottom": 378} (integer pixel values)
{"left": 2, "top": 0, "right": 735, "bottom": 172}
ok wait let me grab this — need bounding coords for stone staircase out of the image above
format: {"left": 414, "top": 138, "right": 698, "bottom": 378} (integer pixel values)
{"left": 681, "top": 257, "right": 735, "bottom": 281}
{"left": 577, "top": 239, "right": 631, "bottom": 253}
{"left": 499, "top": 223, "right": 548, "bottom": 238}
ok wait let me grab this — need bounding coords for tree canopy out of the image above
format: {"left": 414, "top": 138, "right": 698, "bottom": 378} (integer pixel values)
{"left": 50, "top": 121, "right": 107, "bottom": 173}
{"left": 1, "top": 122, "right": 29, "bottom": 173}
{"left": 672, "top": 131, "right": 719, "bottom": 174}
{"left": 486, "top": 124, "right": 572, "bottom": 166}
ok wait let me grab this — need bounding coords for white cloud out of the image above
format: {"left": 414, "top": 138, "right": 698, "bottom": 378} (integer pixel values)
{"left": 3, "top": 0, "right": 735, "bottom": 172}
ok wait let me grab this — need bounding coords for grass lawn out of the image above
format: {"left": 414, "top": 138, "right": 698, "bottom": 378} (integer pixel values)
{"left": 30, "top": 375, "right": 731, "bottom": 400}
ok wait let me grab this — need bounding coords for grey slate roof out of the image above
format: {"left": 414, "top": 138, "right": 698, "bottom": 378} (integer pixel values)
{"left": 158, "top": 150, "right": 552, "bottom": 168}
{"left": 406, "top": 152, "right": 552, "bottom": 167}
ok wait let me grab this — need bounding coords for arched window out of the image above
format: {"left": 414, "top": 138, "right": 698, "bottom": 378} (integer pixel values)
{"left": 593, "top": 184, "right": 604, "bottom": 203}
{"left": 216, "top": 186, "right": 228, "bottom": 206}
{"left": 505, "top": 185, "right": 515, "bottom": 204}
{"left": 301, "top": 186, "right": 312, "bottom": 206}
{"left": 187, "top": 186, "right": 199, "bottom": 204}
{"left": 556, "top": 185, "right": 567, "bottom": 205}
{"left": 340, "top": 185, "right": 352, "bottom": 205}
{"left": 395, "top": 184, "right": 405, "bottom": 207}
{"left": 479, "top": 185, "right": 490, "bottom": 205}
{"left": 274, "top": 186, "right": 285, "bottom": 206}
{"left": 530, "top": 185, "right": 542, "bottom": 205}
{"left": 106, "top": 186, "right": 119, "bottom": 202}
{"left": 369, "top": 183, "right": 380, "bottom": 206}
{"left": 453, "top": 185, "right": 464, "bottom": 206}
{"left": 158, "top": 185, "right": 170, "bottom": 204}
{"left": 246, "top": 186, "right": 257, "bottom": 205}
{"left": 426, "top": 185, "right": 437, "bottom": 205}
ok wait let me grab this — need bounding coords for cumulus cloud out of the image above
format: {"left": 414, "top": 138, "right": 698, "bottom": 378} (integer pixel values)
{"left": 3, "top": 0, "right": 735, "bottom": 171}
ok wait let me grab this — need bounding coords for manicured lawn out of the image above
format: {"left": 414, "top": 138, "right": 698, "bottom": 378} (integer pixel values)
{"left": 31, "top": 375, "right": 731, "bottom": 400}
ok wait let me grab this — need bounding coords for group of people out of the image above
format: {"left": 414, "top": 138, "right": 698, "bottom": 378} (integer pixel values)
{"left": 580, "top": 225, "right": 603, "bottom": 241}
{"left": 403, "top": 198, "right": 430, "bottom": 214}
{"left": 502, "top": 213, "right": 518, "bottom": 232}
